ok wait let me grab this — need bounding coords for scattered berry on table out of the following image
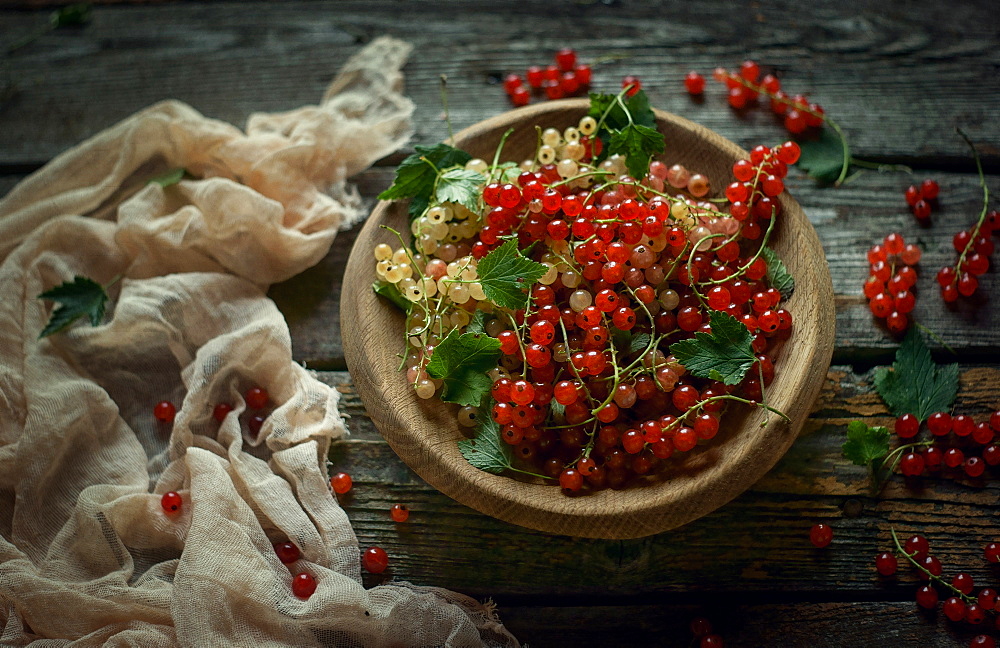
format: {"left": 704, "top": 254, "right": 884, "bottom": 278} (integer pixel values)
{"left": 684, "top": 71, "right": 705, "bottom": 95}
{"left": 362, "top": 546, "right": 389, "bottom": 574}
{"left": 153, "top": 401, "right": 176, "bottom": 423}
{"left": 810, "top": 523, "right": 833, "bottom": 548}
{"left": 247, "top": 414, "right": 266, "bottom": 439}
{"left": 390, "top": 504, "right": 410, "bottom": 522}
{"left": 160, "top": 491, "right": 182, "bottom": 514}
{"left": 291, "top": 572, "right": 317, "bottom": 599}
{"left": 874, "top": 552, "right": 897, "bottom": 576}
{"left": 330, "top": 472, "right": 353, "bottom": 495}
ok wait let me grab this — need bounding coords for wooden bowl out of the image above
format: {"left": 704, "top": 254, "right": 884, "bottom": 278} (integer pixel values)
{"left": 342, "top": 99, "right": 835, "bottom": 539}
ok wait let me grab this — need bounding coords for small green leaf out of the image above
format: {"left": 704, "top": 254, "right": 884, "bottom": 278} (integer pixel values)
{"left": 51, "top": 3, "right": 92, "bottom": 28}
{"left": 149, "top": 168, "right": 185, "bottom": 188}
{"left": 425, "top": 328, "right": 502, "bottom": 406}
{"left": 372, "top": 281, "right": 410, "bottom": 313}
{"left": 37, "top": 275, "right": 108, "bottom": 338}
{"left": 608, "top": 123, "right": 665, "bottom": 179}
{"left": 841, "top": 420, "right": 891, "bottom": 467}
{"left": 466, "top": 309, "right": 488, "bottom": 336}
{"left": 760, "top": 246, "right": 795, "bottom": 300}
{"left": 629, "top": 333, "right": 651, "bottom": 355}
{"left": 668, "top": 311, "right": 756, "bottom": 386}
{"left": 436, "top": 168, "right": 485, "bottom": 213}
{"left": 457, "top": 398, "right": 513, "bottom": 475}
{"left": 873, "top": 328, "right": 959, "bottom": 422}
{"left": 795, "top": 129, "right": 845, "bottom": 184}
{"left": 475, "top": 240, "right": 548, "bottom": 310}
{"left": 493, "top": 161, "right": 522, "bottom": 184}
{"left": 377, "top": 143, "right": 472, "bottom": 219}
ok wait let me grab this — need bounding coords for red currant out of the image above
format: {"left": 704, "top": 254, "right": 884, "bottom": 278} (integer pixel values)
{"left": 212, "top": 402, "right": 233, "bottom": 423}
{"left": 245, "top": 386, "right": 269, "bottom": 410}
{"left": 809, "top": 523, "right": 833, "bottom": 548}
{"left": 362, "top": 546, "right": 389, "bottom": 574}
{"left": 875, "top": 552, "right": 897, "bottom": 576}
{"left": 291, "top": 572, "right": 317, "bottom": 598}
{"left": 153, "top": 401, "right": 176, "bottom": 423}
{"left": 684, "top": 71, "right": 706, "bottom": 95}
{"left": 274, "top": 541, "right": 301, "bottom": 564}
{"left": 161, "top": 491, "right": 182, "bottom": 514}
{"left": 390, "top": 504, "right": 410, "bottom": 522}
{"left": 330, "top": 472, "right": 353, "bottom": 494}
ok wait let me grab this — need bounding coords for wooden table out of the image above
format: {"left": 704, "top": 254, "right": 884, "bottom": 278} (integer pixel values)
{"left": 2, "top": 2, "right": 998, "bottom": 646}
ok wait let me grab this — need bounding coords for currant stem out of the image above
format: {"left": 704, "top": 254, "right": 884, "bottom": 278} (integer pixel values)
{"left": 439, "top": 74, "right": 454, "bottom": 143}
{"left": 951, "top": 128, "right": 990, "bottom": 284}
{"left": 889, "top": 527, "right": 977, "bottom": 605}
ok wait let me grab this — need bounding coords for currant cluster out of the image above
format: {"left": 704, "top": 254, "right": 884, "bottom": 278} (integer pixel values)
{"left": 877, "top": 531, "right": 1000, "bottom": 645}
{"left": 862, "top": 232, "right": 921, "bottom": 334}
{"left": 503, "top": 48, "right": 593, "bottom": 106}
{"left": 894, "top": 410, "right": 1000, "bottom": 480}
{"left": 689, "top": 616, "right": 724, "bottom": 647}
{"left": 904, "top": 179, "right": 940, "bottom": 223}
{"left": 936, "top": 209, "right": 998, "bottom": 303}
{"left": 709, "top": 60, "right": 826, "bottom": 134}
{"left": 377, "top": 115, "right": 799, "bottom": 494}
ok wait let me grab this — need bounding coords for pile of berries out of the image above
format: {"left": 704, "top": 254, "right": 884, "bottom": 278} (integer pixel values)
{"left": 862, "top": 232, "right": 921, "bottom": 334}
{"left": 375, "top": 118, "right": 799, "bottom": 494}
{"left": 502, "top": 48, "right": 593, "bottom": 106}
{"left": 936, "top": 209, "right": 998, "bottom": 303}
{"left": 894, "top": 410, "right": 1000, "bottom": 480}
{"left": 707, "top": 60, "right": 826, "bottom": 135}
{"left": 904, "top": 179, "right": 940, "bottom": 223}
{"left": 877, "top": 532, "right": 1000, "bottom": 644}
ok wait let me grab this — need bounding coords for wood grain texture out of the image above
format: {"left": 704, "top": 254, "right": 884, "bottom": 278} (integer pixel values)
{"left": 340, "top": 99, "right": 835, "bottom": 538}
{"left": 317, "top": 366, "right": 1000, "bottom": 597}
{"left": 0, "top": 1, "right": 997, "bottom": 167}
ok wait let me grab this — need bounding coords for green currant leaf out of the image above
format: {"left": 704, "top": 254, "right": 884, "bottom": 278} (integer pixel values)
{"left": 608, "top": 123, "right": 665, "bottom": 180}
{"left": 372, "top": 280, "right": 411, "bottom": 313}
{"left": 149, "top": 168, "right": 186, "bottom": 188}
{"left": 457, "top": 397, "right": 513, "bottom": 474}
{"left": 841, "top": 420, "right": 891, "bottom": 467}
{"left": 436, "top": 168, "right": 486, "bottom": 214}
{"left": 475, "top": 239, "right": 548, "bottom": 310}
{"left": 668, "top": 311, "right": 755, "bottom": 386}
{"left": 378, "top": 143, "right": 472, "bottom": 219}
{"left": 587, "top": 89, "right": 656, "bottom": 131}
{"left": 37, "top": 275, "right": 109, "bottom": 338}
{"left": 873, "top": 328, "right": 959, "bottom": 422}
{"left": 629, "top": 332, "right": 651, "bottom": 355}
{"left": 465, "top": 309, "right": 489, "bottom": 336}
{"left": 795, "top": 129, "right": 844, "bottom": 184}
{"left": 425, "top": 328, "right": 501, "bottom": 406}
{"left": 761, "top": 246, "right": 795, "bottom": 300}
{"left": 492, "top": 161, "right": 521, "bottom": 184}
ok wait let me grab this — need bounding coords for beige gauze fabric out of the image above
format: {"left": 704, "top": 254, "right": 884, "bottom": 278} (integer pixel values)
{"left": 0, "top": 36, "right": 520, "bottom": 648}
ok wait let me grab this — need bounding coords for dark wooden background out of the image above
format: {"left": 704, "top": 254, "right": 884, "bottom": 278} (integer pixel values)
{"left": 2, "top": 1, "right": 999, "bottom": 646}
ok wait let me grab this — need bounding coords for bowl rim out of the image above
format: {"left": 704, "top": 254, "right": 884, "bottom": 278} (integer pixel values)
{"left": 341, "top": 98, "right": 836, "bottom": 538}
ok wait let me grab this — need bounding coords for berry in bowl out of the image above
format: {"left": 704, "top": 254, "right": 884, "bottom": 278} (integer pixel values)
{"left": 342, "top": 93, "right": 834, "bottom": 539}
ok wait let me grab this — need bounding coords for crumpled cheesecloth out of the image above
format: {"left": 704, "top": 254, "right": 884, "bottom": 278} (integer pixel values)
{"left": 0, "top": 35, "right": 520, "bottom": 648}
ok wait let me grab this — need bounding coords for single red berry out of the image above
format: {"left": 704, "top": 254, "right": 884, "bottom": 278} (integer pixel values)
{"left": 904, "top": 185, "right": 922, "bottom": 206}
{"left": 927, "top": 412, "right": 952, "bottom": 436}
{"left": 915, "top": 584, "right": 938, "bottom": 609}
{"left": 560, "top": 468, "right": 584, "bottom": 492}
{"left": 943, "top": 596, "right": 966, "bottom": 621}
{"left": 245, "top": 386, "right": 269, "bottom": 410}
{"left": 912, "top": 199, "right": 931, "bottom": 221}
{"left": 555, "top": 47, "right": 577, "bottom": 72}
{"left": 894, "top": 414, "right": 920, "bottom": 439}
{"left": 739, "top": 59, "right": 760, "bottom": 82}
{"left": 701, "top": 635, "right": 724, "bottom": 648}
{"left": 502, "top": 73, "right": 522, "bottom": 94}
{"left": 899, "top": 452, "right": 925, "bottom": 477}
{"left": 970, "top": 636, "right": 995, "bottom": 648}
{"left": 809, "top": 523, "right": 833, "bottom": 548}
{"left": 875, "top": 552, "right": 897, "bottom": 576}
{"left": 291, "top": 572, "right": 317, "bottom": 599}
{"left": 247, "top": 414, "right": 265, "bottom": 438}
{"left": 274, "top": 541, "right": 301, "bottom": 564}
{"left": 510, "top": 86, "right": 530, "bottom": 107}
{"left": 920, "top": 179, "right": 940, "bottom": 200}
{"left": 161, "top": 491, "right": 182, "bottom": 514}
{"left": 362, "top": 546, "right": 389, "bottom": 574}
{"left": 154, "top": 401, "right": 176, "bottom": 423}
{"left": 965, "top": 603, "right": 986, "bottom": 625}
{"left": 986, "top": 542, "right": 1000, "bottom": 563}
{"left": 330, "top": 472, "right": 353, "bottom": 494}
{"left": 904, "top": 535, "right": 930, "bottom": 560}
{"left": 212, "top": 403, "right": 233, "bottom": 423}
{"left": 918, "top": 555, "right": 942, "bottom": 579}
{"left": 574, "top": 63, "right": 592, "bottom": 86}
{"left": 622, "top": 75, "right": 642, "bottom": 96}
{"left": 965, "top": 456, "right": 986, "bottom": 478}
{"left": 390, "top": 504, "right": 410, "bottom": 523}
{"left": 684, "top": 71, "right": 706, "bottom": 95}
{"left": 953, "top": 572, "right": 975, "bottom": 594}
{"left": 978, "top": 588, "right": 997, "bottom": 610}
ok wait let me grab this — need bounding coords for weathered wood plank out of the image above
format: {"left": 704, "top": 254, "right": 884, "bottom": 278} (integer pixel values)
{"left": 0, "top": 1, "right": 997, "bottom": 167}
{"left": 318, "top": 367, "right": 1000, "bottom": 597}
{"left": 497, "top": 601, "right": 984, "bottom": 648}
